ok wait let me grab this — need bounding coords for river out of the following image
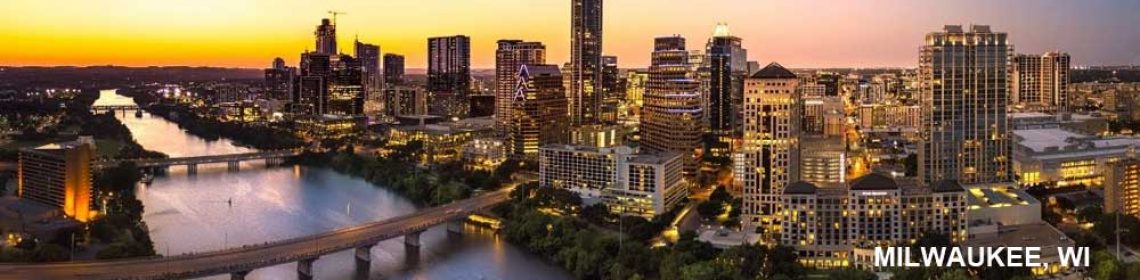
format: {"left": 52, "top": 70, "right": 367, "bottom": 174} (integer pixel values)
{"left": 93, "top": 89, "right": 570, "bottom": 280}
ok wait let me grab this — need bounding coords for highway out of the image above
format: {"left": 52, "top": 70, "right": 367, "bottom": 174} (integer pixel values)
{"left": 0, "top": 187, "right": 512, "bottom": 280}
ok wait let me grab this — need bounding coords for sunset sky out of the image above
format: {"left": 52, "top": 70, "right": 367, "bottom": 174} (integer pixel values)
{"left": 4, "top": 0, "right": 1139, "bottom": 69}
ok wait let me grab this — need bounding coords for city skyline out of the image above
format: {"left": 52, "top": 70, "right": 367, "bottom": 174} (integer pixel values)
{"left": 5, "top": 0, "right": 1139, "bottom": 69}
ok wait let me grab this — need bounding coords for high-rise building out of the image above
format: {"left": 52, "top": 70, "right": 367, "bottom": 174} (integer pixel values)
{"left": 509, "top": 64, "right": 568, "bottom": 158}
{"left": 918, "top": 25, "right": 1013, "bottom": 185}
{"left": 539, "top": 145, "right": 687, "bottom": 218}
{"left": 1106, "top": 159, "right": 1140, "bottom": 218}
{"left": 315, "top": 18, "right": 337, "bottom": 55}
{"left": 495, "top": 40, "right": 546, "bottom": 130}
{"left": 355, "top": 40, "right": 382, "bottom": 115}
{"left": 640, "top": 36, "right": 704, "bottom": 175}
{"left": 428, "top": 35, "right": 472, "bottom": 118}
{"left": 570, "top": 0, "right": 603, "bottom": 125}
{"left": 383, "top": 53, "right": 405, "bottom": 85}
{"left": 1012, "top": 52, "right": 1070, "bottom": 113}
{"left": 706, "top": 23, "right": 748, "bottom": 154}
{"left": 264, "top": 57, "right": 295, "bottom": 101}
{"left": 738, "top": 62, "right": 800, "bottom": 234}
{"left": 325, "top": 54, "right": 366, "bottom": 116}
{"left": 599, "top": 56, "right": 621, "bottom": 123}
{"left": 294, "top": 52, "right": 331, "bottom": 115}
{"left": 18, "top": 138, "right": 95, "bottom": 222}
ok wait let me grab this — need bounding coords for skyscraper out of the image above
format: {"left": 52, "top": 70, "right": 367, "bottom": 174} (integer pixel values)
{"left": 355, "top": 40, "right": 382, "bottom": 115}
{"left": 495, "top": 40, "right": 546, "bottom": 130}
{"left": 641, "top": 36, "right": 703, "bottom": 175}
{"left": 706, "top": 23, "right": 748, "bottom": 155}
{"left": 738, "top": 62, "right": 800, "bottom": 234}
{"left": 509, "top": 64, "right": 568, "bottom": 158}
{"left": 427, "top": 35, "right": 472, "bottom": 118}
{"left": 1011, "top": 52, "right": 1070, "bottom": 113}
{"left": 295, "top": 52, "right": 331, "bottom": 115}
{"left": 383, "top": 53, "right": 405, "bottom": 85}
{"left": 315, "top": 18, "right": 337, "bottom": 55}
{"left": 919, "top": 25, "right": 1013, "bottom": 185}
{"left": 264, "top": 57, "right": 295, "bottom": 101}
{"left": 570, "top": 0, "right": 603, "bottom": 125}
{"left": 326, "top": 54, "right": 365, "bottom": 116}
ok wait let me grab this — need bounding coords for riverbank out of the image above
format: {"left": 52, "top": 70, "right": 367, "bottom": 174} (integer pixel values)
{"left": 292, "top": 150, "right": 519, "bottom": 207}
{"left": 0, "top": 90, "right": 161, "bottom": 262}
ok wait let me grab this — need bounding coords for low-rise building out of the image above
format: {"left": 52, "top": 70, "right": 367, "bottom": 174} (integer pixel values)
{"left": 539, "top": 145, "right": 687, "bottom": 218}
{"left": 1012, "top": 127, "right": 1138, "bottom": 187}
{"left": 387, "top": 117, "right": 495, "bottom": 164}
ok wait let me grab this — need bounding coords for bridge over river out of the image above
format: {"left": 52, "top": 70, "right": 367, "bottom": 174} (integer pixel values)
{"left": 0, "top": 187, "right": 512, "bottom": 280}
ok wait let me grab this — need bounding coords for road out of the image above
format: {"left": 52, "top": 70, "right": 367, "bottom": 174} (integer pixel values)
{"left": 0, "top": 187, "right": 512, "bottom": 280}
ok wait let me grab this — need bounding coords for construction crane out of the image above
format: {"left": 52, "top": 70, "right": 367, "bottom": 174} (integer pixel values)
{"left": 328, "top": 10, "right": 346, "bottom": 25}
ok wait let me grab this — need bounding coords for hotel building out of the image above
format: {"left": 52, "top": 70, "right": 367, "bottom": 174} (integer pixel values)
{"left": 778, "top": 173, "right": 968, "bottom": 269}
{"left": 539, "top": 145, "right": 687, "bottom": 218}
{"left": 18, "top": 138, "right": 95, "bottom": 222}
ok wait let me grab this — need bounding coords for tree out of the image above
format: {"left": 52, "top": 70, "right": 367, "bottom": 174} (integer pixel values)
{"left": 696, "top": 200, "right": 724, "bottom": 221}
{"left": 828, "top": 268, "right": 877, "bottom": 280}
{"left": 679, "top": 261, "right": 717, "bottom": 280}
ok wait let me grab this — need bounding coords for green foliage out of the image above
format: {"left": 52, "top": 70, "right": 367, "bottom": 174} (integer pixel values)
{"left": 296, "top": 149, "right": 516, "bottom": 206}
{"left": 144, "top": 104, "right": 303, "bottom": 150}
{"left": 500, "top": 188, "right": 805, "bottom": 280}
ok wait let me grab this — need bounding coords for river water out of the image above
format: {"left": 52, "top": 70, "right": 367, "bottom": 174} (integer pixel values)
{"left": 93, "top": 90, "right": 570, "bottom": 280}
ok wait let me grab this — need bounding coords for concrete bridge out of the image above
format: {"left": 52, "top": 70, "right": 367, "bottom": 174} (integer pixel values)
{"left": 0, "top": 187, "right": 513, "bottom": 280}
{"left": 90, "top": 104, "right": 141, "bottom": 114}
{"left": 97, "top": 149, "right": 302, "bottom": 174}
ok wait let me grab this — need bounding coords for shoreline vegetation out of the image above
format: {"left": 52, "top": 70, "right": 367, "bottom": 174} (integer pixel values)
{"left": 0, "top": 89, "right": 161, "bottom": 262}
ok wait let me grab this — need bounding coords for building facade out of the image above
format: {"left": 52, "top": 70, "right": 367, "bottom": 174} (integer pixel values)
{"left": 495, "top": 40, "right": 547, "bottom": 130}
{"left": 640, "top": 36, "right": 704, "bottom": 176}
{"left": 18, "top": 139, "right": 95, "bottom": 222}
{"left": 569, "top": 0, "right": 603, "bottom": 126}
{"left": 779, "top": 174, "right": 968, "bottom": 269}
{"left": 1106, "top": 159, "right": 1140, "bottom": 219}
{"left": 738, "top": 62, "right": 800, "bottom": 234}
{"left": 706, "top": 23, "right": 748, "bottom": 154}
{"left": 509, "top": 64, "right": 569, "bottom": 158}
{"left": 539, "top": 145, "right": 687, "bottom": 218}
{"left": 918, "top": 25, "right": 1013, "bottom": 185}
{"left": 427, "top": 35, "right": 472, "bottom": 118}
{"left": 1012, "top": 52, "right": 1070, "bottom": 113}
{"left": 383, "top": 53, "right": 405, "bottom": 85}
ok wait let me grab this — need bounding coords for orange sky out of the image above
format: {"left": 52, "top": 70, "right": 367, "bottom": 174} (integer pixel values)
{"left": 3, "top": 0, "right": 1138, "bottom": 69}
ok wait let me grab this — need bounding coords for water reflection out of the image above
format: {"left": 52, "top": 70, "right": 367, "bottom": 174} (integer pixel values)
{"left": 96, "top": 90, "right": 569, "bottom": 280}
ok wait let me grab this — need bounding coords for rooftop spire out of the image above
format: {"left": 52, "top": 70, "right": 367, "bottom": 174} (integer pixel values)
{"left": 713, "top": 22, "right": 731, "bottom": 37}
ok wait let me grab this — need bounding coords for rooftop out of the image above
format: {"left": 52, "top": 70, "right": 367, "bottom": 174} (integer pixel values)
{"left": 1012, "top": 128, "right": 1089, "bottom": 152}
{"left": 750, "top": 62, "right": 796, "bottom": 79}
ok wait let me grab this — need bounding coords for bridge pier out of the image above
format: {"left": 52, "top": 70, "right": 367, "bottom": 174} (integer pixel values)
{"left": 354, "top": 244, "right": 373, "bottom": 276}
{"left": 230, "top": 270, "right": 250, "bottom": 280}
{"left": 227, "top": 161, "right": 240, "bottom": 172}
{"left": 405, "top": 230, "right": 424, "bottom": 247}
{"left": 186, "top": 164, "right": 197, "bottom": 175}
{"left": 447, "top": 219, "right": 465, "bottom": 235}
{"left": 297, "top": 258, "right": 317, "bottom": 280}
